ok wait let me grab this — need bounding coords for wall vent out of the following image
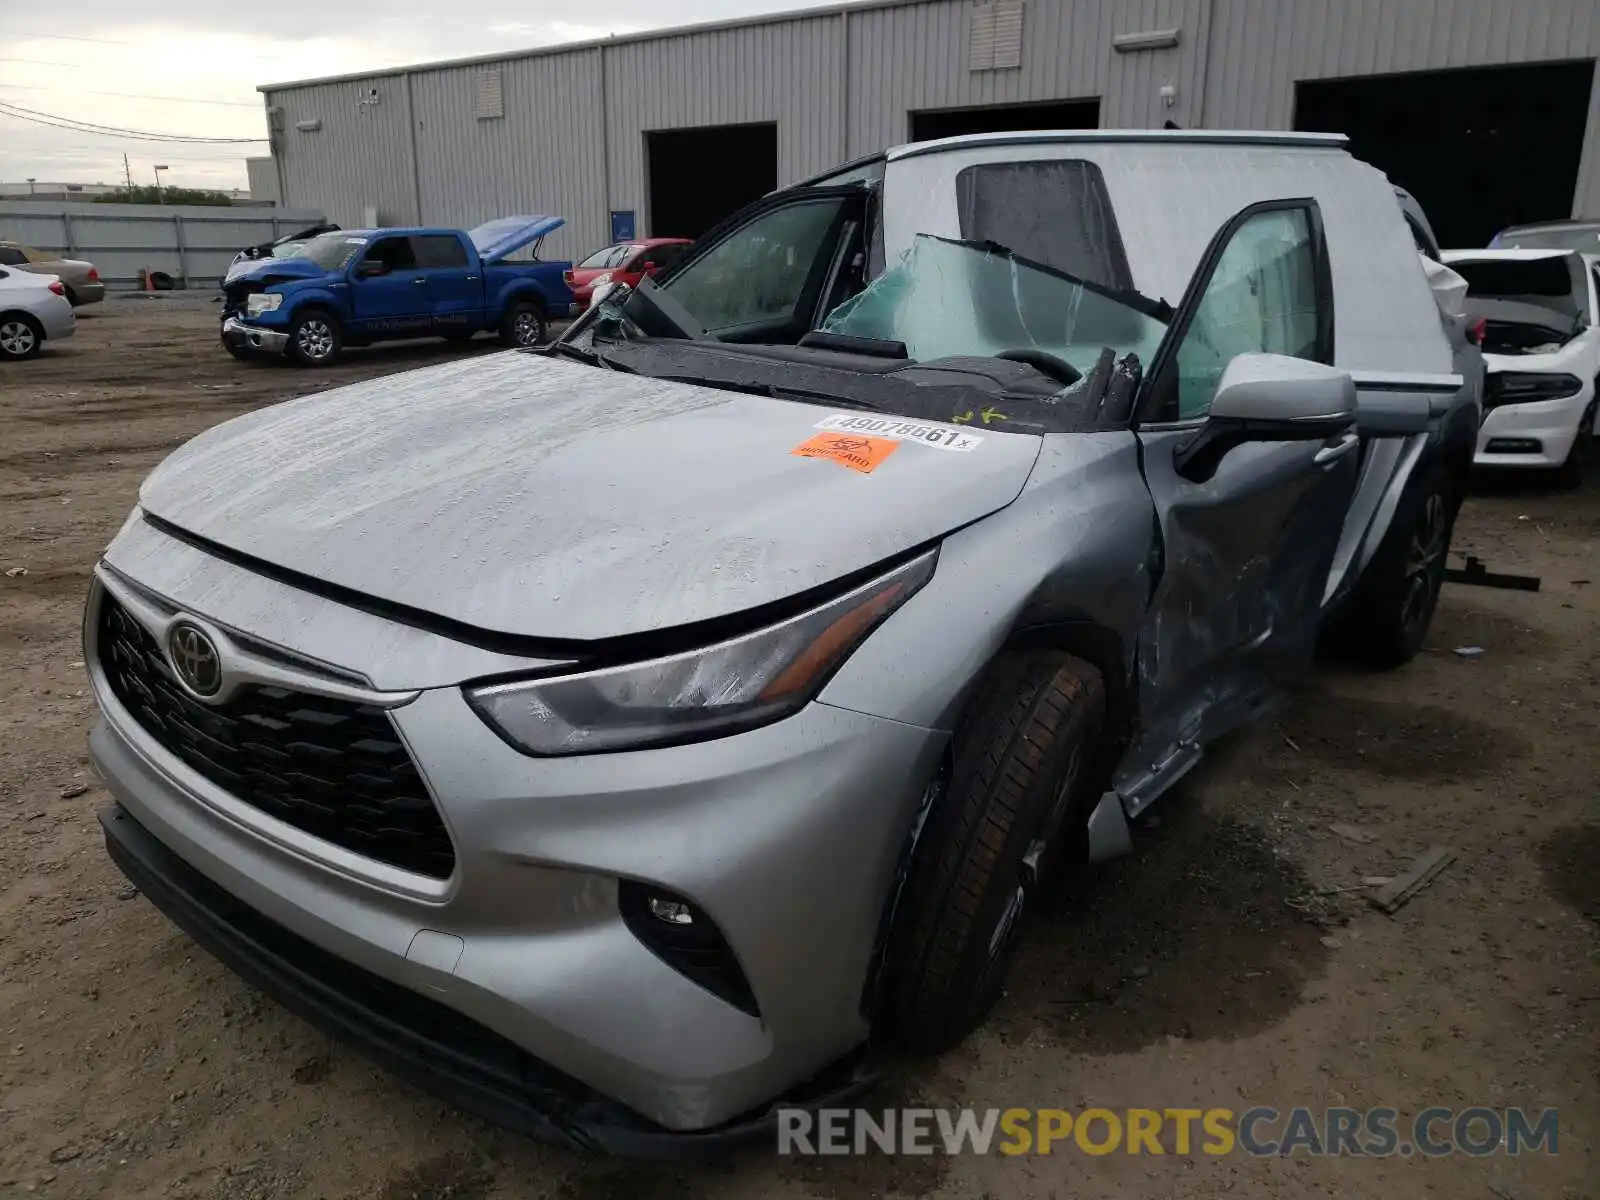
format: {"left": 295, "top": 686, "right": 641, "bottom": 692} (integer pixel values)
{"left": 474, "top": 69, "right": 505, "bottom": 120}
{"left": 970, "top": 0, "right": 1024, "bottom": 71}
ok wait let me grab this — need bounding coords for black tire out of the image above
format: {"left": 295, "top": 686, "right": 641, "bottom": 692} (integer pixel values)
{"left": 1554, "top": 398, "right": 1596, "bottom": 491}
{"left": 0, "top": 313, "right": 44, "bottom": 360}
{"left": 881, "top": 649, "right": 1106, "bottom": 1054}
{"left": 286, "top": 310, "right": 343, "bottom": 367}
{"left": 1326, "top": 461, "right": 1457, "bottom": 669}
{"left": 499, "top": 300, "right": 548, "bottom": 348}
{"left": 63, "top": 285, "right": 80, "bottom": 307}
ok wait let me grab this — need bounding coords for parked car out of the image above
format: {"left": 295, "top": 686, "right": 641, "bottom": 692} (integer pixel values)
{"left": 218, "top": 216, "right": 578, "bottom": 365}
{"left": 1489, "top": 217, "right": 1600, "bottom": 252}
{"left": 0, "top": 240, "right": 105, "bottom": 306}
{"left": 88, "top": 130, "right": 1478, "bottom": 1154}
{"left": 1442, "top": 247, "right": 1599, "bottom": 486}
{"left": 0, "top": 265, "right": 75, "bottom": 359}
{"left": 223, "top": 222, "right": 341, "bottom": 285}
{"left": 565, "top": 237, "right": 692, "bottom": 309}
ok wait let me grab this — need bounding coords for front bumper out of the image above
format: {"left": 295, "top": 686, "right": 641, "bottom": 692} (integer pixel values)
{"left": 85, "top": 567, "right": 941, "bottom": 1137}
{"left": 98, "top": 801, "right": 872, "bottom": 1156}
{"left": 1474, "top": 381, "right": 1593, "bottom": 468}
{"left": 221, "top": 315, "right": 289, "bottom": 354}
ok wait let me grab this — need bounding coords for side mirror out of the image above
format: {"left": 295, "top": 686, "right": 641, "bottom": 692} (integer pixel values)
{"left": 641, "top": 260, "right": 658, "bottom": 273}
{"left": 1174, "top": 353, "right": 1356, "bottom": 482}
{"left": 355, "top": 261, "right": 387, "bottom": 278}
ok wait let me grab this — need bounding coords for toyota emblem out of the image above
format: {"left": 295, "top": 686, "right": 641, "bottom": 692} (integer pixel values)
{"left": 167, "top": 621, "right": 223, "bottom": 698}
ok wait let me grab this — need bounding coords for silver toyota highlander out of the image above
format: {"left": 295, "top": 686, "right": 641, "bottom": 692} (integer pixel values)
{"left": 86, "top": 132, "right": 1481, "bottom": 1155}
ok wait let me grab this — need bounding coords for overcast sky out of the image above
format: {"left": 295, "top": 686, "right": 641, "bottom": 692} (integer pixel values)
{"left": 0, "top": 2, "right": 826, "bottom": 190}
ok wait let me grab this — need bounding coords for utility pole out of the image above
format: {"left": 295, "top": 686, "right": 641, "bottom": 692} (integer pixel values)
{"left": 123, "top": 153, "right": 133, "bottom": 189}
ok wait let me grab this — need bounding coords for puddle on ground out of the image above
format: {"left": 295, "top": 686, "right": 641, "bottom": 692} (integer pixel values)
{"left": 1426, "top": 601, "right": 1556, "bottom": 660}
{"left": 994, "top": 808, "right": 1332, "bottom": 1054}
{"left": 1538, "top": 824, "right": 1600, "bottom": 926}
{"left": 1273, "top": 694, "right": 1525, "bottom": 782}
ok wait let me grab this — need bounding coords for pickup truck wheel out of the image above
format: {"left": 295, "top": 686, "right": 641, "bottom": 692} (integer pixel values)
{"left": 287, "top": 312, "right": 342, "bottom": 367}
{"left": 881, "top": 649, "right": 1105, "bottom": 1054}
{"left": 0, "top": 314, "right": 43, "bottom": 360}
{"left": 1324, "top": 461, "right": 1456, "bottom": 669}
{"left": 500, "top": 302, "right": 547, "bottom": 348}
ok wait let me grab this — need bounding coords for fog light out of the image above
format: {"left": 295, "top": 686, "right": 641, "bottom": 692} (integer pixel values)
{"left": 1485, "top": 438, "right": 1543, "bottom": 454}
{"left": 647, "top": 897, "right": 694, "bottom": 925}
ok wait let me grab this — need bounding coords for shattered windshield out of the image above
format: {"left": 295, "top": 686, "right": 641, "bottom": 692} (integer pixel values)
{"left": 297, "top": 233, "right": 368, "bottom": 272}
{"left": 819, "top": 234, "right": 1168, "bottom": 378}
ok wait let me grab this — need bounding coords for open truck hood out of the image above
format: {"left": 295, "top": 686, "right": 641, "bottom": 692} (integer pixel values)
{"left": 135, "top": 354, "right": 1041, "bottom": 642}
{"left": 468, "top": 215, "right": 565, "bottom": 265}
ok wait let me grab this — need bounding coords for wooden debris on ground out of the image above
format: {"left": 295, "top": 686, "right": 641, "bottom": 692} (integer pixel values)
{"left": 1368, "top": 845, "right": 1456, "bottom": 914}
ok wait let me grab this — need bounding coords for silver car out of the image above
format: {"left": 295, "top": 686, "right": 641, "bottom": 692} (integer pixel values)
{"left": 86, "top": 132, "right": 1478, "bottom": 1154}
{"left": 0, "top": 265, "right": 75, "bottom": 359}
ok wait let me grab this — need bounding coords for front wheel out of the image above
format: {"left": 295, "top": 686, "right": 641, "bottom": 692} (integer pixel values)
{"left": 1554, "top": 398, "right": 1597, "bottom": 490}
{"left": 0, "top": 314, "right": 43, "bottom": 360}
{"left": 499, "top": 301, "right": 547, "bottom": 348}
{"left": 881, "top": 649, "right": 1106, "bottom": 1054}
{"left": 1325, "top": 461, "right": 1456, "bottom": 669}
{"left": 286, "top": 311, "right": 343, "bottom": 367}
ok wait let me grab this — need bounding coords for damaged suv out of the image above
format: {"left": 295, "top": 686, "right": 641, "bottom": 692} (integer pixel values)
{"left": 86, "top": 131, "right": 1478, "bottom": 1155}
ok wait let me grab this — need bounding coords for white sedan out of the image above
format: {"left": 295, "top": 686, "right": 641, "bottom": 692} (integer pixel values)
{"left": 0, "top": 265, "right": 75, "bottom": 360}
{"left": 1443, "top": 248, "right": 1599, "bottom": 486}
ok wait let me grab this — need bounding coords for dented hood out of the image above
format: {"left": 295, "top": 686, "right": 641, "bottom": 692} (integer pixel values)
{"left": 136, "top": 354, "right": 1041, "bottom": 641}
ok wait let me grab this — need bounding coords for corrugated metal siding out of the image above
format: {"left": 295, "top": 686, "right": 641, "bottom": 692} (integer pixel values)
{"left": 409, "top": 51, "right": 608, "bottom": 260}
{"left": 847, "top": 0, "right": 1111, "bottom": 151}
{"left": 604, "top": 16, "right": 846, "bottom": 231}
{"left": 263, "top": 76, "right": 420, "bottom": 228}
{"left": 266, "top": 0, "right": 1600, "bottom": 243}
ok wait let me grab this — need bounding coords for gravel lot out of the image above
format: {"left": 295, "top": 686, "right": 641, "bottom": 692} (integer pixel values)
{"left": 1, "top": 301, "right": 1595, "bottom": 1199}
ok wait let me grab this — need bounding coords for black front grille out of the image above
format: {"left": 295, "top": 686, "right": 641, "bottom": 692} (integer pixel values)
{"left": 96, "top": 590, "right": 455, "bottom": 879}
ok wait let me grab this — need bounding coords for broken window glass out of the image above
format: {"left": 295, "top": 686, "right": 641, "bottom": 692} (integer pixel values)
{"left": 819, "top": 233, "right": 1166, "bottom": 377}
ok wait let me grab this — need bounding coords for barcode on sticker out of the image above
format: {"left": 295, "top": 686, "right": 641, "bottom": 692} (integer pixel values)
{"left": 815, "top": 414, "right": 982, "bottom": 451}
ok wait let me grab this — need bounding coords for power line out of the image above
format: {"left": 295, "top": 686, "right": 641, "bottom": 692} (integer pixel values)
{"left": 0, "top": 83, "right": 261, "bottom": 109}
{"left": 0, "top": 100, "right": 266, "bottom": 143}
{"left": 7, "top": 30, "right": 132, "bottom": 46}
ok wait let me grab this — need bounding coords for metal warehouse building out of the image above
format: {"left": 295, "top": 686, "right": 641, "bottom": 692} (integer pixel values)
{"left": 259, "top": 0, "right": 1600, "bottom": 260}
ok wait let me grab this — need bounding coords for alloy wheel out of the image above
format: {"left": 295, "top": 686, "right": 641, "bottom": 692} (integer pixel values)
{"left": 0, "top": 320, "right": 37, "bottom": 358}
{"left": 512, "top": 311, "right": 543, "bottom": 346}
{"left": 1400, "top": 491, "right": 1448, "bottom": 637}
{"left": 296, "top": 320, "right": 334, "bottom": 361}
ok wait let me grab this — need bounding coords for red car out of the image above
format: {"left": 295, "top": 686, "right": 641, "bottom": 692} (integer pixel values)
{"left": 564, "top": 237, "right": 693, "bottom": 309}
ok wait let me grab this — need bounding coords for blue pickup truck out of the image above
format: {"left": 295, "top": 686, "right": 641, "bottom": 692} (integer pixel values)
{"left": 220, "top": 216, "right": 577, "bottom": 366}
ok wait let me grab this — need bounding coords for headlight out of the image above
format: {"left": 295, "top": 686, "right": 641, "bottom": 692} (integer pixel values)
{"left": 466, "top": 550, "right": 937, "bottom": 755}
{"left": 245, "top": 292, "right": 283, "bottom": 316}
{"left": 1484, "top": 372, "right": 1582, "bottom": 409}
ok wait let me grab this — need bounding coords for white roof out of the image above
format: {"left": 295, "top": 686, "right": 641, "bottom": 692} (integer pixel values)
{"left": 888, "top": 129, "right": 1348, "bottom": 162}
{"left": 1442, "top": 248, "right": 1576, "bottom": 264}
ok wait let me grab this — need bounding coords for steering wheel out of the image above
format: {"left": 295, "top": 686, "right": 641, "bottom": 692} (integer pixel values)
{"left": 995, "top": 348, "right": 1082, "bottom": 387}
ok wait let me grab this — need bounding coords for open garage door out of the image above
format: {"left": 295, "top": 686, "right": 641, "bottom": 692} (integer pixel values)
{"left": 646, "top": 123, "right": 777, "bottom": 241}
{"left": 910, "top": 98, "right": 1099, "bottom": 142}
{"left": 1295, "top": 60, "right": 1595, "bottom": 249}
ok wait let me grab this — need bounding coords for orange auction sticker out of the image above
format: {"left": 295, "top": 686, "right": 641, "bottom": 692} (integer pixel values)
{"left": 791, "top": 432, "right": 899, "bottom": 474}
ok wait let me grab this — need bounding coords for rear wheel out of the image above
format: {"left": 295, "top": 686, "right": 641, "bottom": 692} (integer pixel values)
{"left": 881, "top": 649, "right": 1106, "bottom": 1053}
{"left": 0, "top": 314, "right": 43, "bottom": 360}
{"left": 286, "top": 310, "right": 343, "bottom": 367}
{"left": 1554, "top": 398, "right": 1596, "bottom": 490}
{"left": 499, "top": 301, "right": 547, "bottom": 348}
{"left": 1325, "top": 461, "right": 1456, "bottom": 668}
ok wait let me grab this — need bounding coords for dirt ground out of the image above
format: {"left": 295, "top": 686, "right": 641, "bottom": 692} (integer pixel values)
{"left": 0, "top": 301, "right": 1595, "bottom": 1199}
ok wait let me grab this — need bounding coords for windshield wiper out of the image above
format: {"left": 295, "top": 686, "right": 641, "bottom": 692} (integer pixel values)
{"left": 651, "top": 376, "right": 883, "bottom": 411}
{"left": 543, "top": 339, "right": 635, "bottom": 373}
